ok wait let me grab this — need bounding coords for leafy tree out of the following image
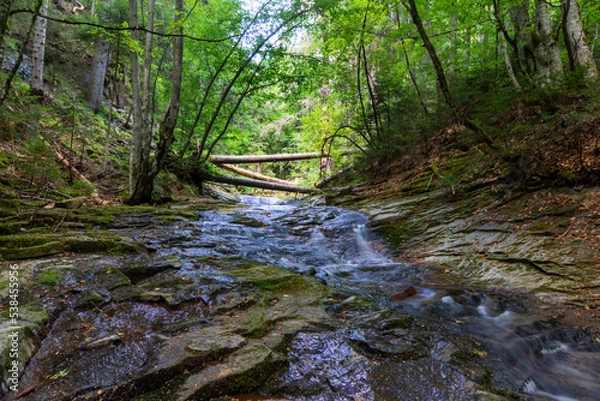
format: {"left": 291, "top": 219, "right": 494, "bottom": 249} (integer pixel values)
{"left": 126, "top": 0, "right": 183, "bottom": 204}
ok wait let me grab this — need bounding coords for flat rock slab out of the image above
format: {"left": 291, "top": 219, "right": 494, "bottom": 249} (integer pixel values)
{"left": 155, "top": 325, "right": 248, "bottom": 373}
{"left": 176, "top": 341, "right": 284, "bottom": 401}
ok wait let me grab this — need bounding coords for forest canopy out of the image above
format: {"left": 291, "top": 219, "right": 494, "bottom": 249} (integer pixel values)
{"left": 0, "top": 0, "right": 598, "bottom": 203}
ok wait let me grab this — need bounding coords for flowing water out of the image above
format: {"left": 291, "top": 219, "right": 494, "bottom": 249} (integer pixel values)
{"left": 9, "top": 196, "right": 600, "bottom": 401}
{"left": 151, "top": 196, "right": 600, "bottom": 400}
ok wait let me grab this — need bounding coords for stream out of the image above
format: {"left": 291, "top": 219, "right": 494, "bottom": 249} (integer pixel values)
{"left": 8, "top": 196, "right": 600, "bottom": 401}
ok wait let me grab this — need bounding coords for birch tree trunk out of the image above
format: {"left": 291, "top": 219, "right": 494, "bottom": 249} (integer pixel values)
{"left": 561, "top": 0, "right": 598, "bottom": 80}
{"left": 500, "top": 34, "right": 521, "bottom": 90}
{"left": 87, "top": 41, "right": 110, "bottom": 113}
{"left": 128, "top": 0, "right": 143, "bottom": 194}
{"left": 532, "top": 0, "right": 563, "bottom": 85}
{"left": 31, "top": 0, "right": 48, "bottom": 93}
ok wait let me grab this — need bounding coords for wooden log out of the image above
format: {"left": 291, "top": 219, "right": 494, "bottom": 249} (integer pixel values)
{"left": 215, "top": 163, "right": 294, "bottom": 186}
{"left": 51, "top": 148, "right": 101, "bottom": 201}
{"left": 207, "top": 175, "right": 317, "bottom": 194}
{"left": 210, "top": 152, "right": 325, "bottom": 164}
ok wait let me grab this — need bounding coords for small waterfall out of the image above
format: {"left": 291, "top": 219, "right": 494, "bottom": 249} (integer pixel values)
{"left": 523, "top": 380, "right": 579, "bottom": 401}
{"left": 353, "top": 224, "right": 391, "bottom": 264}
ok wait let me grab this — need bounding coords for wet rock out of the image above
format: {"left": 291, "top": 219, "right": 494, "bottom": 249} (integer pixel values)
{"left": 140, "top": 291, "right": 178, "bottom": 305}
{"left": 120, "top": 255, "right": 182, "bottom": 282}
{"left": 62, "top": 265, "right": 131, "bottom": 293}
{"left": 1, "top": 53, "right": 32, "bottom": 81}
{"left": 74, "top": 290, "right": 110, "bottom": 309}
{"left": 230, "top": 215, "right": 268, "bottom": 228}
{"left": 358, "top": 187, "right": 600, "bottom": 305}
{"left": 371, "top": 359, "right": 477, "bottom": 401}
{"left": 275, "top": 331, "right": 374, "bottom": 400}
{"left": 391, "top": 286, "right": 417, "bottom": 301}
{"left": 0, "top": 305, "right": 48, "bottom": 398}
{"left": 0, "top": 233, "right": 143, "bottom": 260}
{"left": 176, "top": 341, "right": 285, "bottom": 401}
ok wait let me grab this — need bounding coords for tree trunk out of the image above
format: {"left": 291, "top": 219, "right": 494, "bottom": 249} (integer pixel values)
{"left": 404, "top": 0, "right": 496, "bottom": 149}
{"left": 401, "top": 41, "right": 428, "bottom": 115}
{"left": 500, "top": 34, "right": 521, "bottom": 90}
{"left": 561, "top": 0, "right": 598, "bottom": 80}
{"left": 591, "top": 24, "right": 598, "bottom": 55}
{"left": 127, "top": 0, "right": 183, "bottom": 205}
{"left": 151, "top": 0, "right": 183, "bottom": 175}
{"left": 0, "top": 0, "right": 42, "bottom": 108}
{"left": 128, "top": 0, "right": 143, "bottom": 196}
{"left": 404, "top": 0, "right": 457, "bottom": 113}
{"left": 315, "top": 165, "right": 353, "bottom": 188}
{"left": 207, "top": 175, "right": 316, "bottom": 194}
{"left": 215, "top": 163, "right": 296, "bottom": 185}
{"left": 509, "top": 2, "right": 536, "bottom": 75}
{"left": 31, "top": 0, "right": 48, "bottom": 93}
{"left": 532, "top": 0, "right": 563, "bottom": 85}
{"left": 393, "top": 7, "right": 428, "bottom": 115}
{"left": 0, "top": 0, "right": 13, "bottom": 45}
{"left": 210, "top": 152, "right": 326, "bottom": 164}
{"left": 127, "top": 0, "right": 155, "bottom": 204}
{"left": 87, "top": 41, "right": 110, "bottom": 113}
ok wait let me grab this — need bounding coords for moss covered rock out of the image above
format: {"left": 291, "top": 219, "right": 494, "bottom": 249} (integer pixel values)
{"left": 0, "top": 232, "right": 144, "bottom": 260}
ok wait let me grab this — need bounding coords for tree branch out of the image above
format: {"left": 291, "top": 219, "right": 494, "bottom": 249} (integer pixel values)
{"left": 12, "top": 10, "right": 241, "bottom": 43}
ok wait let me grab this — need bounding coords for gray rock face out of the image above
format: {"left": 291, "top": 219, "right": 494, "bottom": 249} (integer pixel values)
{"left": 3, "top": 253, "right": 331, "bottom": 401}
{"left": 1, "top": 53, "right": 32, "bottom": 82}
{"left": 356, "top": 186, "right": 600, "bottom": 308}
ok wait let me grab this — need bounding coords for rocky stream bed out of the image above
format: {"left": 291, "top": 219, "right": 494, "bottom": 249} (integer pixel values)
{"left": 1, "top": 187, "right": 599, "bottom": 401}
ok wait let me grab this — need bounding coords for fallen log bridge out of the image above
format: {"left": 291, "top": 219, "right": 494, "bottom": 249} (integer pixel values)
{"left": 216, "top": 163, "right": 294, "bottom": 186}
{"left": 210, "top": 152, "right": 325, "bottom": 164}
{"left": 207, "top": 174, "right": 317, "bottom": 194}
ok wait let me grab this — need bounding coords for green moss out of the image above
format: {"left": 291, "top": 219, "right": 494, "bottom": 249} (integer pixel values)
{"left": 0, "top": 233, "right": 51, "bottom": 248}
{"left": 0, "top": 222, "right": 22, "bottom": 235}
{"left": 529, "top": 222, "right": 549, "bottom": 231}
{"left": 65, "top": 234, "right": 142, "bottom": 255}
{"left": 0, "top": 232, "right": 142, "bottom": 260}
{"left": 140, "top": 276, "right": 193, "bottom": 290}
{"left": 1, "top": 241, "right": 67, "bottom": 260}
{"left": 0, "top": 152, "right": 12, "bottom": 168}
{"left": 19, "top": 304, "right": 49, "bottom": 323}
{"left": 260, "top": 294, "right": 279, "bottom": 307}
{"left": 36, "top": 269, "right": 62, "bottom": 286}
{"left": 450, "top": 349, "right": 483, "bottom": 366}
{"left": 68, "top": 180, "right": 96, "bottom": 197}
{"left": 0, "top": 206, "right": 19, "bottom": 218}
{"left": 381, "top": 315, "right": 416, "bottom": 330}
{"left": 155, "top": 209, "right": 199, "bottom": 222}
{"left": 244, "top": 313, "right": 273, "bottom": 338}
{"left": 377, "top": 223, "right": 422, "bottom": 250}
{"left": 477, "top": 369, "right": 524, "bottom": 400}
{"left": 75, "top": 290, "right": 107, "bottom": 309}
